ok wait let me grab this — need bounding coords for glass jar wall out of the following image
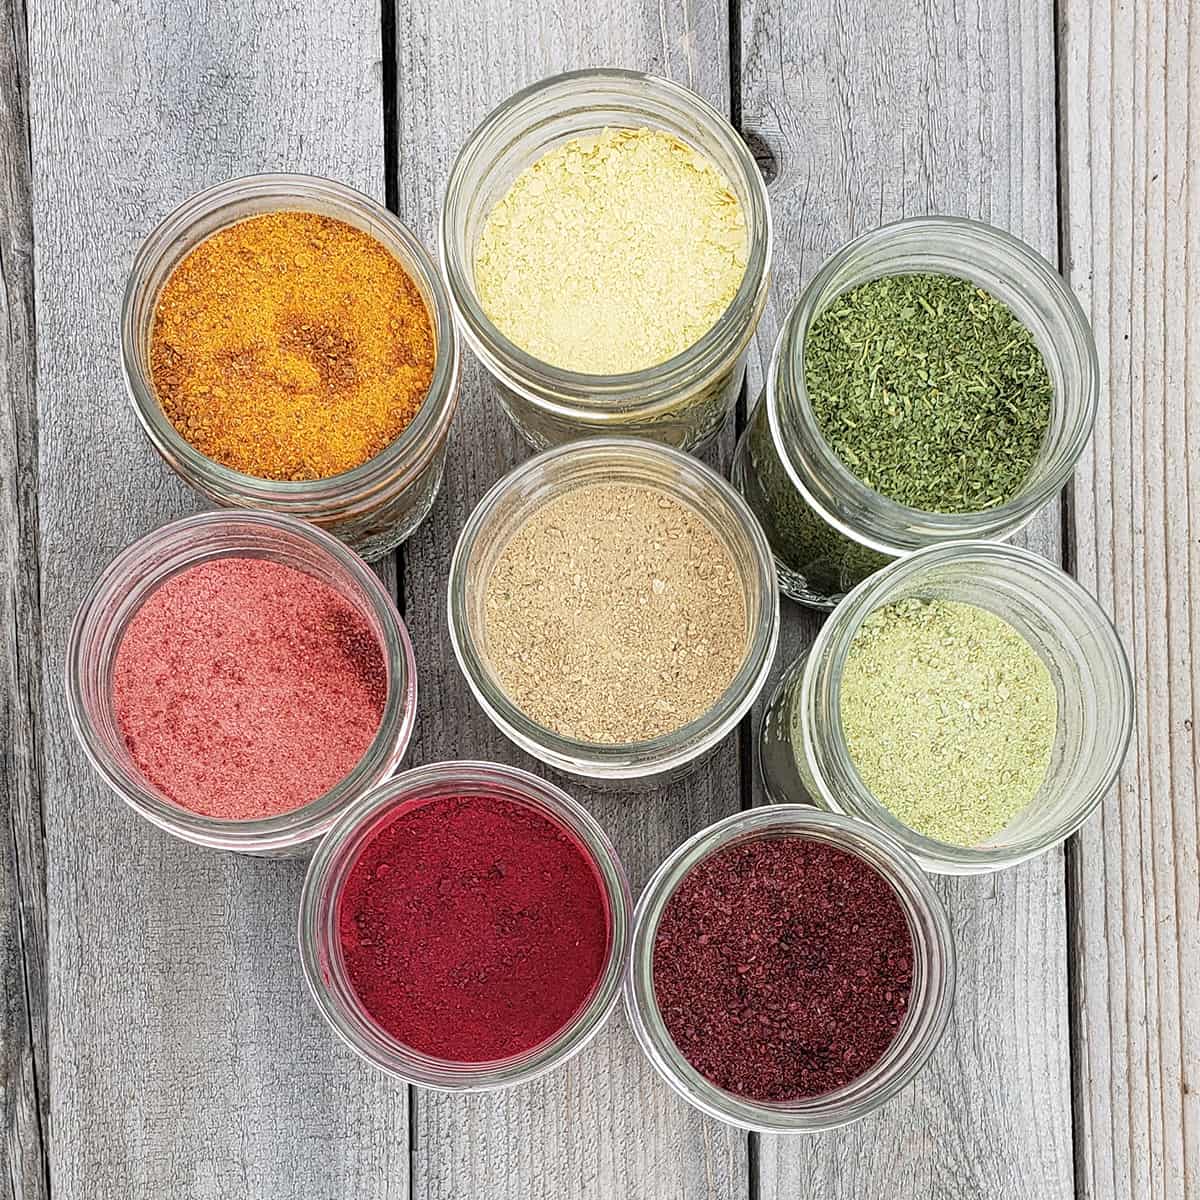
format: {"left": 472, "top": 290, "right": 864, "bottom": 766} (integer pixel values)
{"left": 625, "top": 805, "right": 956, "bottom": 1131}
{"left": 299, "top": 761, "right": 631, "bottom": 1089}
{"left": 122, "top": 174, "right": 461, "bottom": 562}
{"left": 441, "top": 69, "right": 772, "bottom": 451}
{"left": 65, "top": 510, "right": 417, "bottom": 856}
{"left": 731, "top": 216, "right": 1099, "bottom": 608}
{"left": 447, "top": 437, "right": 779, "bottom": 789}
{"left": 759, "top": 541, "right": 1134, "bottom": 874}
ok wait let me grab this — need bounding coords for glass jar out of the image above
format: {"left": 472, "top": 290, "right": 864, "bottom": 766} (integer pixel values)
{"left": 625, "top": 805, "right": 956, "bottom": 1132}
{"left": 298, "top": 760, "right": 632, "bottom": 1090}
{"left": 447, "top": 437, "right": 780, "bottom": 788}
{"left": 760, "top": 541, "right": 1134, "bottom": 874}
{"left": 731, "top": 216, "right": 1099, "bottom": 608}
{"left": 65, "top": 510, "right": 417, "bottom": 856}
{"left": 122, "top": 174, "right": 461, "bottom": 562}
{"left": 440, "top": 69, "right": 772, "bottom": 451}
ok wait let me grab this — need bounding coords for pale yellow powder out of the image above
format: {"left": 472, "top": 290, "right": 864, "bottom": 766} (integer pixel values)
{"left": 474, "top": 128, "right": 748, "bottom": 375}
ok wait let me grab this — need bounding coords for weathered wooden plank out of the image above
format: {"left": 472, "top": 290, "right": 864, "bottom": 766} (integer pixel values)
{"left": 741, "top": 1, "right": 1074, "bottom": 1195}
{"left": 27, "top": 3, "right": 410, "bottom": 1196}
{"left": 392, "top": 5, "right": 747, "bottom": 1198}
{"left": 0, "top": 0, "right": 50, "bottom": 1196}
{"left": 1061, "top": 1, "right": 1199, "bottom": 1196}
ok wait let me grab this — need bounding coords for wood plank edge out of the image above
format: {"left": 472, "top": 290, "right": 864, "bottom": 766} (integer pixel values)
{"left": 1053, "top": 0, "right": 1091, "bottom": 1193}
{"left": 0, "top": 0, "right": 50, "bottom": 1195}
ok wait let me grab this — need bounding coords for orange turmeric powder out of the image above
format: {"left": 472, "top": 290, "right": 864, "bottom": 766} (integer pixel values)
{"left": 150, "top": 210, "right": 434, "bottom": 481}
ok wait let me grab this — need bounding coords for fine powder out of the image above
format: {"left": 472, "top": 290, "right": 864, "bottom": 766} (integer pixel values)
{"left": 338, "top": 794, "right": 610, "bottom": 1062}
{"left": 653, "top": 837, "right": 914, "bottom": 1101}
{"left": 151, "top": 210, "right": 435, "bottom": 481}
{"left": 475, "top": 128, "right": 747, "bottom": 374}
{"left": 837, "top": 598, "right": 1058, "bottom": 846}
{"left": 113, "top": 558, "right": 387, "bottom": 820}
{"left": 482, "top": 483, "right": 748, "bottom": 744}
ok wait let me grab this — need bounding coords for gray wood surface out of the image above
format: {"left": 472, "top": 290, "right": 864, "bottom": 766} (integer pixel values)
{"left": 25, "top": 3, "right": 409, "bottom": 1197}
{"left": 4, "top": 0, "right": 1195, "bottom": 1197}
{"left": 1061, "top": 2, "right": 1200, "bottom": 1196}
{"left": 1, "top": 2, "right": 49, "bottom": 1198}
{"left": 391, "top": 5, "right": 747, "bottom": 1199}
{"left": 741, "top": 3, "right": 1074, "bottom": 1197}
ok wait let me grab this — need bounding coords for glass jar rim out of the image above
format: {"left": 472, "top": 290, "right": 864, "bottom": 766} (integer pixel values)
{"left": 767, "top": 215, "right": 1100, "bottom": 556}
{"left": 439, "top": 68, "right": 773, "bottom": 415}
{"left": 297, "top": 759, "right": 632, "bottom": 1090}
{"left": 64, "top": 508, "right": 417, "bottom": 852}
{"left": 121, "top": 172, "right": 461, "bottom": 508}
{"left": 798, "top": 539, "right": 1135, "bottom": 872}
{"left": 446, "top": 436, "right": 780, "bottom": 780}
{"left": 624, "top": 804, "right": 957, "bottom": 1132}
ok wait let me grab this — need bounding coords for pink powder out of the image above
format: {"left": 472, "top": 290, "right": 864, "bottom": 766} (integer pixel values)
{"left": 112, "top": 557, "right": 387, "bottom": 821}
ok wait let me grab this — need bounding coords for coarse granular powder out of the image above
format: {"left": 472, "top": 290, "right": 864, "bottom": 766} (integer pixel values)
{"left": 338, "top": 794, "right": 610, "bottom": 1062}
{"left": 837, "top": 598, "right": 1058, "bottom": 846}
{"left": 151, "top": 210, "right": 434, "bottom": 481}
{"left": 475, "top": 128, "right": 747, "bottom": 374}
{"left": 482, "top": 482, "right": 748, "bottom": 744}
{"left": 652, "top": 837, "right": 914, "bottom": 1102}
{"left": 113, "top": 558, "right": 387, "bottom": 820}
{"left": 804, "top": 273, "right": 1053, "bottom": 513}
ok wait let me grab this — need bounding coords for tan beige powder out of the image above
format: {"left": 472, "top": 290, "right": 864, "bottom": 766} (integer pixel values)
{"left": 474, "top": 128, "right": 748, "bottom": 375}
{"left": 482, "top": 482, "right": 749, "bottom": 744}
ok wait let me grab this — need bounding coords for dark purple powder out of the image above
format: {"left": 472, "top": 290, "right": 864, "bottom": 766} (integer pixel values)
{"left": 652, "top": 836, "right": 914, "bottom": 1102}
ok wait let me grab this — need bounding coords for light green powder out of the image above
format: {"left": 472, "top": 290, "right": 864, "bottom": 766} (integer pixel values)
{"left": 838, "top": 598, "right": 1057, "bottom": 846}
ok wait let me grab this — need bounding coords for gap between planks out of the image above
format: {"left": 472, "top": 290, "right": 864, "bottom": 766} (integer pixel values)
{"left": 0, "top": 0, "right": 50, "bottom": 1195}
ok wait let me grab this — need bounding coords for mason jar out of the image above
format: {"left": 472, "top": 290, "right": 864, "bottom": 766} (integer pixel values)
{"left": 65, "top": 510, "right": 417, "bottom": 856}
{"left": 625, "top": 805, "right": 956, "bottom": 1132}
{"left": 447, "top": 437, "right": 780, "bottom": 788}
{"left": 440, "top": 69, "right": 772, "bottom": 451}
{"left": 298, "top": 761, "right": 632, "bottom": 1090}
{"left": 759, "top": 541, "right": 1134, "bottom": 873}
{"left": 731, "top": 216, "right": 1099, "bottom": 608}
{"left": 122, "top": 174, "right": 461, "bottom": 562}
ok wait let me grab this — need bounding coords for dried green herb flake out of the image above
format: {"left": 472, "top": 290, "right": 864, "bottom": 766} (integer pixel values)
{"left": 804, "top": 272, "right": 1053, "bottom": 513}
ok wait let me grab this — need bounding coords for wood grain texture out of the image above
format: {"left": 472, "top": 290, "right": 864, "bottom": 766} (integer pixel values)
{"left": 1061, "top": 1, "right": 1200, "bottom": 1196}
{"left": 391, "top": 4, "right": 746, "bottom": 1198}
{"left": 27, "top": 3, "right": 409, "bottom": 1197}
{"left": 0, "top": 0, "right": 49, "bottom": 1196}
{"left": 741, "top": 1, "right": 1074, "bottom": 1195}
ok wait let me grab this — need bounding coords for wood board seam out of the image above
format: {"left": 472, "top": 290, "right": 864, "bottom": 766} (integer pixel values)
{"left": 1180, "top": 1, "right": 1199, "bottom": 1184}
{"left": 728, "top": 7, "right": 757, "bottom": 1197}
{"left": 1130, "top": 0, "right": 1160, "bottom": 1191}
{"left": 1053, "top": 0, "right": 1090, "bottom": 1195}
{"left": 1, "top": 0, "right": 50, "bottom": 1194}
{"left": 1154, "top": 4, "right": 1197, "bottom": 1192}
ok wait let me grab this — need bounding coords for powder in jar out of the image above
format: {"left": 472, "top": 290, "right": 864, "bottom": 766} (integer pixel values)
{"left": 151, "top": 210, "right": 435, "bottom": 481}
{"left": 338, "top": 794, "right": 610, "bottom": 1062}
{"left": 836, "top": 598, "right": 1058, "bottom": 845}
{"left": 804, "top": 272, "right": 1053, "bottom": 513}
{"left": 113, "top": 558, "right": 387, "bottom": 820}
{"left": 482, "top": 482, "right": 748, "bottom": 743}
{"left": 475, "top": 128, "right": 747, "bottom": 374}
{"left": 653, "top": 836, "right": 914, "bottom": 1101}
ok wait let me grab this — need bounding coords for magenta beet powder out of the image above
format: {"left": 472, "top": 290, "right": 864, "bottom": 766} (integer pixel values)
{"left": 338, "top": 794, "right": 610, "bottom": 1063}
{"left": 113, "top": 557, "right": 386, "bottom": 821}
{"left": 652, "top": 836, "right": 914, "bottom": 1102}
